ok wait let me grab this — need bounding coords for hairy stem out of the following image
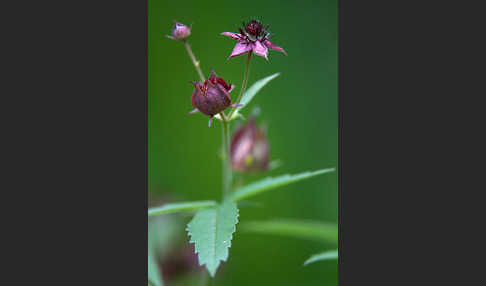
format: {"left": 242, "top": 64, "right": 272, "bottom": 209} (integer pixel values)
{"left": 227, "top": 51, "right": 252, "bottom": 118}
{"left": 182, "top": 39, "right": 205, "bottom": 82}
{"left": 221, "top": 118, "right": 232, "bottom": 196}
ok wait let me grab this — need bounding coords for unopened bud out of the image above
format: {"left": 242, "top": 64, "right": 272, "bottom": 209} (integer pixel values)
{"left": 230, "top": 118, "right": 269, "bottom": 172}
{"left": 188, "top": 69, "right": 242, "bottom": 127}
{"left": 166, "top": 20, "right": 191, "bottom": 41}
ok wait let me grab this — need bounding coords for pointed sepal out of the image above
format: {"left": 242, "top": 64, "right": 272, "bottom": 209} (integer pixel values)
{"left": 188, "top": 108, "right": 199, "bottom": 114}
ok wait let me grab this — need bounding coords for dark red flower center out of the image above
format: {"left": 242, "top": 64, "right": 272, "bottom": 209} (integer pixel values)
{"left": 245, "top": 20, "right": 265, "bottom": 37}
{"left": 238, "top": 19, "right": 272, "bottom": 43}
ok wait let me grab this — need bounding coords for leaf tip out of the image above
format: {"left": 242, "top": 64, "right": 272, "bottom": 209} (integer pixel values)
{"left": 315, "top": 167, "right": 336, "bottom": 175}
{"left": 208, "top": 267, "right": 217, "bottom": 277}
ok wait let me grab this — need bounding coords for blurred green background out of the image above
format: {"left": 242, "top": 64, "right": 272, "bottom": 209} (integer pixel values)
{"left": 149, "top": 0, "right": 337, "bottom": 285}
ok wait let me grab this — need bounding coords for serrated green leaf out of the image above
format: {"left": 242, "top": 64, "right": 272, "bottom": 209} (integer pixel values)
{"left": 187, "top": 199, "right": 239, "bottom": 277}
{"left": 304, "top": 249, "right": 338, "bottom": 266}
{"left": 148, "top": 201, "right": 217, "bottom": 217}
{"left": 234, "top": 73, "right": 280, "bottom": 113}
{"left": 231, "top": 168, "right": 336, "bottom": 201}
{"left": 148, "top": 250, "right": 163, "bottom": 286}
{"left": 239, "top": 219, "right": 338, "bottom": 245}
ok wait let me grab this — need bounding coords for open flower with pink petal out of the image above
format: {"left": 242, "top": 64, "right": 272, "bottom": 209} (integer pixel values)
{"left": 221, "top": 19, "right": 287, "bottom": 61}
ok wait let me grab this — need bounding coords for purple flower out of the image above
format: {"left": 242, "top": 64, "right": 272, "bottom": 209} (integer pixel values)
{"left": 221, "top": 19, "right": 287, "bottom": 61}
{"left": 166, "top": 19, "right": 191, "bottom": 41}
{"left": 230, "top": 118, "right": 269, "bottom": 172}
{"left": 188, "top": 69, "right": 242, "bottom": 127}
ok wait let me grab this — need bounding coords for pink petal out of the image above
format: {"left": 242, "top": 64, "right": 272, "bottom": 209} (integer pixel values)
{"left": 264, "top": 40, "right": 287, "bottom": 56}
{"left": 228, "top": 42, "right": 252, "bottom": 60}
{"left": 252, "top": 41, "right": 268, "bottom": 60}
{"left": 221, "top": 32, "right": 241, "bottom": 40}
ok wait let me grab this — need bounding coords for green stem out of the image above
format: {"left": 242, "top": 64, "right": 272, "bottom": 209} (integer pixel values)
{"left": 183, "top": 39, "right": 205, "bottom": 82}
{"left": 221, "top": 118, "right": 232, "bottom": 196}
{"left": 198, "top": 269, "right": 209, "bottom": 286}
{"left": 227, "top": 51, "right": 252, "bottom": 119}
{"left": 221, "top": 51, "right": 253, "bottom": 196}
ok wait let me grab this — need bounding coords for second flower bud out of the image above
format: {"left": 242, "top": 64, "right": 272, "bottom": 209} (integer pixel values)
{"left": 230, "top": 118, "right": 269, "bottom": 173}
{"left": 188, "top": 69, "right": 242, "bottom": 127}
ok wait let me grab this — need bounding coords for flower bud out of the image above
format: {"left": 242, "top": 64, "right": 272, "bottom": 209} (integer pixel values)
{"left": 188, "top": 69, "right": 242, "bottom": 127}
{"left": 230, "top": 118, "right": 269, "bottom": 172}
{"left": 166, "top": 20, "right": 191, "bottom": 41}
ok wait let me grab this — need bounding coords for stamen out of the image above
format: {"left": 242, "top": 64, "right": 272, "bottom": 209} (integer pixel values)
{"left": 238, "top": 27, "right": 245, "bottom": 36}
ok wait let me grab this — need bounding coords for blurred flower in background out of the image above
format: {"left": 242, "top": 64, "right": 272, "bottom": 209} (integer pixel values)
{"left": 230, "top": 117, "right": 269, "bottom": 172}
